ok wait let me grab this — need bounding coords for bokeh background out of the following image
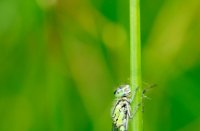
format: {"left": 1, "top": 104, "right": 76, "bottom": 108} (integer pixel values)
{"left": 1, "top": 0, "right": 200, "bottom": 130}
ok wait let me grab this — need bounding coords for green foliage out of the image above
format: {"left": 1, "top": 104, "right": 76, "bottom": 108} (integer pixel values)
{"left": 0, "top": 0, "right": 200, "bottom": 131}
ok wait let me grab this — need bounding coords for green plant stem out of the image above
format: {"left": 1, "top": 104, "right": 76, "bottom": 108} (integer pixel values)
{"left": 129, "top": 0, "right": 142, "bottom": 130}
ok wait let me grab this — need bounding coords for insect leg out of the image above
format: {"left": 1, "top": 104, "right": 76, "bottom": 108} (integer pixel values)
{"left": 130, "top": 103, "right": 141, "bottom": 119}
{"left": 142, "top": 84, "right": 156, "bottom": 112}
{"left": 130, "top": 86, "right": 139, "bottom": 103}
{"left": 142, "top": 84, "right": 156, "bottom": 95}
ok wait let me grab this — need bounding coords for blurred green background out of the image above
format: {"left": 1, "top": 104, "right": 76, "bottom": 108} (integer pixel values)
{"left": 1, "top": 0, "right": 200, "bottom": 130}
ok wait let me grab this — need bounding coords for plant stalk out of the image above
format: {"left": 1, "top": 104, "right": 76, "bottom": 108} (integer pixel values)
{"left": 129, "top": 0, "right": 142, "bottom": 130}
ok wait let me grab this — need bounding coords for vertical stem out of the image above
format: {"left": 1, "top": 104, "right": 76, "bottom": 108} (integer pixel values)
{"left": 130, "top": 0, "right": 142, "bottom": 130}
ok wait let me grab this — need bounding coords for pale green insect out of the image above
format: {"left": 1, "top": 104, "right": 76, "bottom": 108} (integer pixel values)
{"left": 112, "top": 85, "right": 138, "bottom": 131}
